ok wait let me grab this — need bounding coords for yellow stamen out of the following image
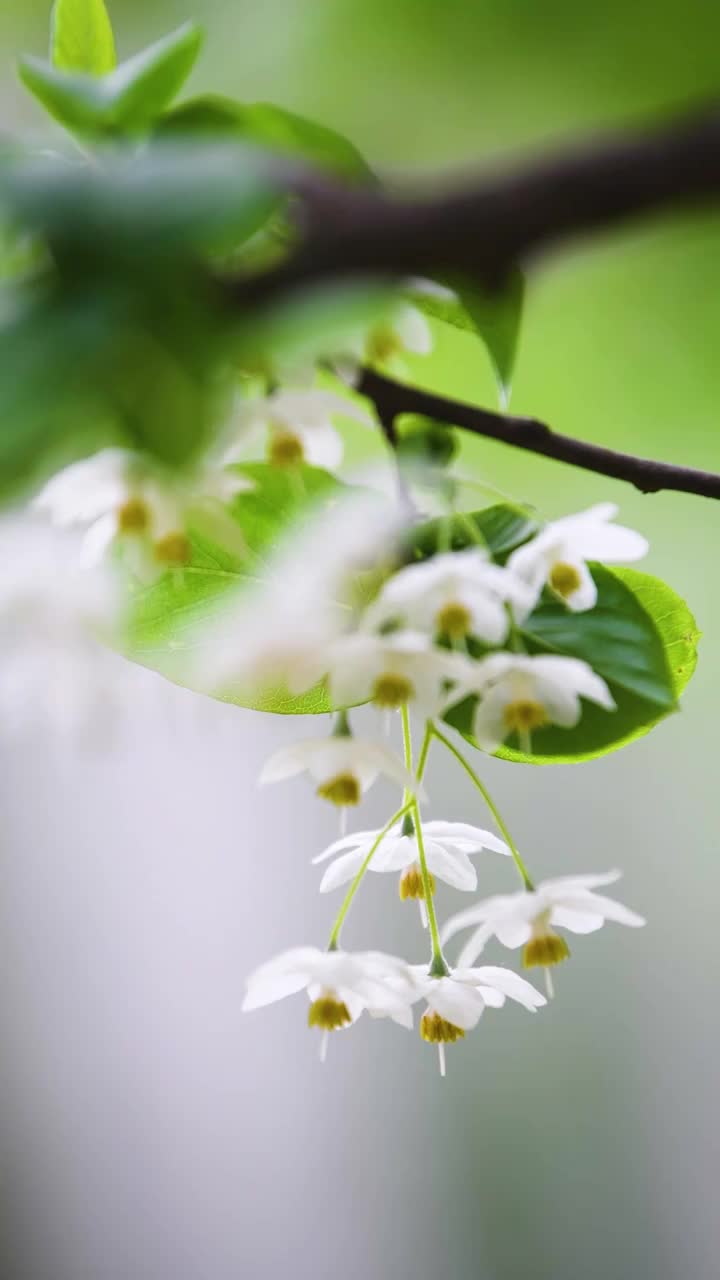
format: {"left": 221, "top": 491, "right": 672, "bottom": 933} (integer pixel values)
{"left": 117, "top": 497, "right": 150, "bottom": 534}
{"left": 372, "top": 673, "right": 415, "bottom": 709}
{"left": 399, "top": 865, "right": 435, "bottom": 901}
{"left": 503, "top": 699, "right": 548, "bottom": 734}
{"left": 308, "top": 995, "right": 352, "bottom": 1031}
{"left": 269, "top": 429, "right": 304, "bottom": 467}
{"left": 366, "top": 327, "right": 400, "bottom": 363}
{"left": 316, "top": 772, "right": 361, "bottom": 807}
{"left": 154, "top": 532, "right": 192, "bottom": 566}
{"left": 436, "top": 601, "right": 472, "bottom": 640}
{"left": 523, "top": 929, "right": 570, "bottom": 969}
{"left": 549, "top": 561, "right": 582, "bottom": 599}
{"left": 420, "top": 1010, "right": 465, "bottom": 1044}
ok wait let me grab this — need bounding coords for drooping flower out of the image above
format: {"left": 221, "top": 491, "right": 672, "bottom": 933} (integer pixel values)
{"left": 365, "top": 549, "right": 531, "bottom": 645}
{"left": 242, "top": 946, "right": 420, "bottom": 1058}
{"left": 364, "top": 302, "right": 433, "bottom": 369}
{"left": 411, "top": 964, "right": 546, "bottom": 1075}
{"left": 230, "top": 386, "right": 374, "bottom": 471}
{"left": 442, "top": 870, "right": 645, "bottom": 995}
{"left": 459, "top": 653, "right": 615, "bottom": 753}
{"left": 312, "top": 818, "right": 509, "bottom": 925}
{"left": 34, "top": 447, "right": 252, "bottom": 582}
{"left": 259, "top": 729, "right": 420, "bottom": 812}
{"left": 0, "top": 515, "right": 127, "bottom": 738}
{"left": 324, "top": 629, "right": 473, "bottom": 715}
{"left": 191, "top": 491, "right": 407, "bottom": 702}
{"left": 508, "top": 503, "right": 648, "bottom": 615}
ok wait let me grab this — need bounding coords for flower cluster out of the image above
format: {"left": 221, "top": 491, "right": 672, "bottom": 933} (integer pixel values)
{"left": 5, "top": 298, "right": 648, "bottom": 1080}
{"left": 233, "top": 490, "right": 648, "bottom": 1073}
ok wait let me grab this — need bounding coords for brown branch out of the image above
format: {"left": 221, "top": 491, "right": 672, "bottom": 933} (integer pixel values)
{"left": 357, "top": 368, "right": 720, "bottom": 501}
{"left": 226, "top": 101, "right": 720, "bottom": 305}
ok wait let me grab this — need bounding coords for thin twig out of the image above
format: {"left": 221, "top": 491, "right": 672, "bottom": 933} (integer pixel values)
{"left": 357, "top": 368, "right": 720, "bottom": 500}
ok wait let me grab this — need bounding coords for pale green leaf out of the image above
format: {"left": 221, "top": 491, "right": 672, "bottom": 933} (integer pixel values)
{"left": 51, "top": 0, "right": 116, "bottom": 76}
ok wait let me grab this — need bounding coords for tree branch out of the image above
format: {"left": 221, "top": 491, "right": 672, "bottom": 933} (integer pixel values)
{"left": 227, "top": 101, "right": 720, "bottom": 304}
{"left": 357, "top": 368, "right": 720, "bottom": 501}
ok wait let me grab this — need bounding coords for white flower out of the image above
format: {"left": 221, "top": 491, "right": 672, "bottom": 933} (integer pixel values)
{"left": 191, "top": 491, "right": 407, "bottom": 701}
{"left": 325, "top": 629, "right": 473, "bottom": 715}
{"left": 338, "top": 302, "right": 433, "bottom": 383}
{"left": 242, "top": 946, "right": 420, "bottom": 1057}
{"left": 508, "top": 503, "right": 649, "bottom": 615}
{"left": 412, "top": 964, "right": 546, "bottom": 1075}
{"left": 312, "top": 818, "right": 509, "bottom": 899}
{"left": 0, "top": 516, "right": 126, "bottom": 738}
{"left": 34, "top": 447, "right": 252, "bottom": 582}
{"left": 259, "top": 732, "right": 420, "bottom": 810}
{"left": 460, "top": 653, "right": 616, "bottom": 753}
{"left": 230, "top": 386, "right": 374, "bottom": 471}
{"left": 365, "top": 549, "right": 531, "bottom": 645}
{"left": 442, "top": 870, "right": 646, "bottom": 994}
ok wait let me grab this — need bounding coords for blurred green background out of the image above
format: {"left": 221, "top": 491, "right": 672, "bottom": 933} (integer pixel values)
{"left": 1, "top": 3, "right": 719, "bottom": 1280}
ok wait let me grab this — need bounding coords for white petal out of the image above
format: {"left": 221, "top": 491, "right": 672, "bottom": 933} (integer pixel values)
{"left": 318, "top": 848, "right": 366, "bottom": 893}
{"left": 550, "top": 906, "right": 606, "bottom": 934}
{"left": 471, "top": 685, "right": 513, "bottom": 753}
{"left": 460, "top": 966, "right": 547, "bottom": 1010}
{"left": 311, "top": 829, "right": 380, "bottom": 864}
{"left": 394, "top": 304, "right": 433, "bottom": 355}
{"left": 457, "top": 924, "right": 496, "bottom": 967}
{"left": 561, "top": 893, "right": 646, "bottom": 928}
{"left": 424, "top": 841, "right": 477, "bottom": 891}
{"left": 427, "top": 978, "right": 486, "bottom": 1030}
{"left": 259, "top": 740, "right": 319, "bottom": 783}
{"left": 560, "top": 559, "right": 598, "bottom": 612}
{"left": 300, "top": 422, "right": 345, "bottom": 470}
{"left": 423, "top": 821, "right": 509, "bottom": 856}
{"left": 242, "top": 971, "right": 310, "bottom": 1010}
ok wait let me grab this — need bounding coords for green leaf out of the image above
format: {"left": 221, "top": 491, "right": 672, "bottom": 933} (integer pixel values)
{"left": 405, "top": 502, "right": 540, "bottom": 562}
{"left": 126, "top": 463, "right": 345, "bottom": 713}
{"left": 19, "top": 22, "right": 203, "bottom": 135}
{"left": 1, "top": 144, "right": 280, "bottom": 261}
{"left": 159, "top": 96, "right": 375, "bottom": 183}
{"left": 408, "top": 269, "right": 525, "bottom": 407}
{"left": 444, "top": 562, "right": 699, "bottom": 763}
{"left": 51, "top": 0, "right": 116, "bottom": 76}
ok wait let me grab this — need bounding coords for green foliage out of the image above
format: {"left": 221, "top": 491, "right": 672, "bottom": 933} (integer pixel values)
{"left": 19, "top": 22, "right": 202, "bottom": 136}
{"left": 127, "top": 462, "right": 344, "bottom": 714}
{"left": 408, "top": 270, "right": 525, "bottom": 406}
{"left": 51, "top": 0, "right": 116, "bottom": 76}
{"left": 159, "top": 96, "right": 374, "bottom": 183}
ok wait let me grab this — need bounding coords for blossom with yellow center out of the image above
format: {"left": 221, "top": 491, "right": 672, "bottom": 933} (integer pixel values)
{"left": 411, "top": 965, "right": 546, "bottom": 1075}
{"left": 365, "top": 549, "right": 531, "bottom": 647}
{"left": 230, "top": 386, "right": 375, "bottom": 473}
{"left": 508, "top": 502, "right": 648, "bottom": 616}
{"left": 459, "top": 652, "right": 615, "bottom": 754}
{"left": 242, "top": 946, "right": 421, "bottom": 1059}
{"left": 325, "top": 629, "right": 474, "bottom": 717}
{"left": 442, "top": 871, "right": 645, "bottom": 997}
{"left": 260, "top": 733, "right": 419, "bottom": 814}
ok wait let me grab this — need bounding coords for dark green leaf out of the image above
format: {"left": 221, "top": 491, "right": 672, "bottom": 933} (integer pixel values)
{"left": 51, "top": 0, "right": 116, "bottom": 76}
{"left": 408, "top": 269, "right": 525, "bottom": 406}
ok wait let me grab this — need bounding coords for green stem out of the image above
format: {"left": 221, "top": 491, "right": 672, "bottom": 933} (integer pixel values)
{"left": 400, "top": 707, "right": 448, "bottom": 972}
{"left": 415, "top": 720, "right": 433, "bottom": 784}
{"left": 327, "top": 801, "right": 412, "bottom": 950}
{"left": 412, "top": 798, "right": 449, "bottom": 975}
{"left": 430, "top": 723, "right": 535, "bottom": 891}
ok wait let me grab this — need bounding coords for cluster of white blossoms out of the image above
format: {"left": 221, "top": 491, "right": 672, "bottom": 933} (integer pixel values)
{"left": 232, "top": 491, "right": 649, "bottom": 1072}
{"left": 1, "top": 297, "right": 649, "bottom": 1076}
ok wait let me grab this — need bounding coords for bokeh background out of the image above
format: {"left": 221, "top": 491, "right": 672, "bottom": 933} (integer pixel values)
{"left": 1, "top": 2, "right": 720, "bottom": 1277}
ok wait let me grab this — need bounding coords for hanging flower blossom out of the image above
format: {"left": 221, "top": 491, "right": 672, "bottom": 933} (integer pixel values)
{"left": 312, "top": 818, "right": 509, "bottom": 902}
{"left": 460, "top": 653, "right": 615, "bottom": 753}
{"left": 259, "top": 729, "right": 420, "bottom": 811}
{"left": 508, "top": 503, "right": 648, "bottom": 615}
{"left": 34, "top": 447, "right": 252, "bottom": 582}
{"left": 365, "top": 549, "right": 532, "bottom": 645}
{"left": 411, "top": 965, "right": 546, "bottom": 1075}
{"left": 242, "top": 946, "right": 420, "bottom": 1058}
{"left": 324, "top": 629, "right": 473, "bottom": 715}
{"left": 441, "top": 871, "right": 645, "bottom": 994}
{"left": 0, "top": 516, "right": 127, "bottom": 738}
{"left": 363, "top": 302, "right": 433, "bottom": 368}
{"left": 230, "top": 386, "right": 374, "bottom": 471}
